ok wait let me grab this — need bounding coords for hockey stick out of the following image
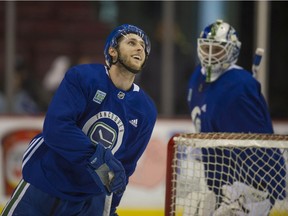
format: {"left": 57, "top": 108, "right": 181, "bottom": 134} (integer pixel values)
{"left": 252, "top": 48, "right": 264, "bottom": 78}
{"left": 103, "top": 194, "right": 113, "bottom": 216}
{"left": 95, "top": 166, "right": 114, "bottom": 215}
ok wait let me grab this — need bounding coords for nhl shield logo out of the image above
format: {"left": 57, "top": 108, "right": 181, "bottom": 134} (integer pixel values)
{"left": 117, "top": 91, "right": 125, "bottom": 99}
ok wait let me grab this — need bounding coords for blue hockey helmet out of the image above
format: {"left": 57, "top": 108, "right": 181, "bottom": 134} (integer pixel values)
{"left": 104, "top": 24, "right": 151, "bottom": 68}
{"left": 197, "top": 20, "right": 241, "bottom": 82}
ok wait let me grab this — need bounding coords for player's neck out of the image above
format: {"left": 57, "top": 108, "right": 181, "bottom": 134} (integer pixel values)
{"left": 109, "top": 66, "right": 135, "bottom": 91}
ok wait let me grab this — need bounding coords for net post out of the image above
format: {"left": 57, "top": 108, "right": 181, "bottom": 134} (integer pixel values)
{"left": 165, "top": 134, "right": 179, "bottom": 216}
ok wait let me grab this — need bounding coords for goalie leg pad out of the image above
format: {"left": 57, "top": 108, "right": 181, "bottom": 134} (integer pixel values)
{"left": 213, "top": 181, "right": 271, "bottom": 216}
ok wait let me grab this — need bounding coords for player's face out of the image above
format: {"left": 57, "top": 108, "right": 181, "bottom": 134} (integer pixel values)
{"left": 117, "top": 34, "right": 146, "bottom": 71}
{"left": 199, "top": 41, "right": 227, "bottom": 65}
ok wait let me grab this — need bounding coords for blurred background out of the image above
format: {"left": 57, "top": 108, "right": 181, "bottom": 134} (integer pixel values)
{"left": 0, "top": 1, "right": 287, "bottom": 119}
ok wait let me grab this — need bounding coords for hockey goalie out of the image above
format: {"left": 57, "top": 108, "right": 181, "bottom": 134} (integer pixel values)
{"left": 184, "top": 19, "right": 287, "bottom": 216}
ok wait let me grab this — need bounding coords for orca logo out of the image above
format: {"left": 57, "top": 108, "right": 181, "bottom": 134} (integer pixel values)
{"left": 82, "top": 111, "right": 125, "bottom": 153}
{"left": 89, "top": 122, "right": 116, "bottom": 148}
{"left": 191, "top": 106, "right": 202, "bottom": 133}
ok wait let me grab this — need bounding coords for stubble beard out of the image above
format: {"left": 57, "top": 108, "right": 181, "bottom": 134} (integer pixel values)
{"left": 118, "top": 53, "right": 143, "bottom": 74}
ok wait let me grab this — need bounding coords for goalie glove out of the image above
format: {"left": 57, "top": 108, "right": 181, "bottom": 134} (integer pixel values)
{"left": 87, "top": 144, "right": 126, "bottom": 196}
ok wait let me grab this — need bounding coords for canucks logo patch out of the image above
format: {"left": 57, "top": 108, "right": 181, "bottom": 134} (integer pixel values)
{"left": 93, "top": 90, "right": 106, "bottom": 104}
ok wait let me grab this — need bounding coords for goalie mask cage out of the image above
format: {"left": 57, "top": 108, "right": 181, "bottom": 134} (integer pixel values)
{"left": 165, "top": 133, "right": 288, "bottom": 216}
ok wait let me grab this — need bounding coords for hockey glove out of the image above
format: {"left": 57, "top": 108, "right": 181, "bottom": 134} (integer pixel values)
{"left": 87, "top": 144, "right": 126, "bottom": 196}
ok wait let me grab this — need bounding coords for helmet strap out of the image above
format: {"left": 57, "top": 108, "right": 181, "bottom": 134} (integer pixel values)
{"left": 118, "top": 58, "right": 141, "bottom": 74}
{"left": 111, "top": 47, "right": 145, "bottom": 74}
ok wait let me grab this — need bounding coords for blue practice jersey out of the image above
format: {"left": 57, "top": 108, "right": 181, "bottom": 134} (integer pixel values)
{"left": 22, "top": 64, "right": 157, "bottom": 208}
{"left": 187, "top": 65, "right": 286, "bottom": 202}
{"left": 188, "top": 65, "right": 273, "bottom": 133}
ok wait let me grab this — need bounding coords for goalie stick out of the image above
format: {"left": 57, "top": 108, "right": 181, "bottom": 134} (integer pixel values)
{"left": 252, "top": 48, "right": 264, "bottom": 78}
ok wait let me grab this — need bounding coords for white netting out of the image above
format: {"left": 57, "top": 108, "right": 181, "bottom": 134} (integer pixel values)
{"left": 166, "top": 133, "right": 288, "bottom": 216}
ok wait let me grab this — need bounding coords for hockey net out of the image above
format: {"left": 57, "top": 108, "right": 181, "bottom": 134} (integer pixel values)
{"left": 165, "top": 133, "right": 288, "bottom": 216}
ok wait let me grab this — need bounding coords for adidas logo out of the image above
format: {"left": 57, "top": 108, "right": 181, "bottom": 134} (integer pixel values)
{"left": 129, "top": 119, "right": 138, "bottom": 127}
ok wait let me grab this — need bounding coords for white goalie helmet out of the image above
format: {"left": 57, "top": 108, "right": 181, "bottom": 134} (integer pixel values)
{"left": 197, "top": 19, "right": 241, "bottom": 82}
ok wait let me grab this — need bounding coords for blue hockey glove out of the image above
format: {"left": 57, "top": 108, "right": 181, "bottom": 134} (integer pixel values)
{"left": 87, "top": 144, "right": 126, "bottom": 196}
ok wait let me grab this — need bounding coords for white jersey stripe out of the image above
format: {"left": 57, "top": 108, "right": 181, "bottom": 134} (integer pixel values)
{"left": 22, "top": 137, "right": 44, "bottom": 168}
{"left": 22, "top": 136, "right": 42, "bottom": 159}
{"left": 1, "top": 179, "right": 30, "bottom": 216}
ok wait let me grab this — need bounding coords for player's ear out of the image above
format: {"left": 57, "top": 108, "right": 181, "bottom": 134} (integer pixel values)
{"left": 109, "top": 47, "right": 117, "bottom": 59}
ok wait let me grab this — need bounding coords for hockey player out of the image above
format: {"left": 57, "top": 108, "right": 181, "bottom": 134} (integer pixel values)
{"left": 1, "top": 24, "right": 157, "bottom": 216}
{"left": 187, "top": 20, "right": 286, "bottom": 215}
